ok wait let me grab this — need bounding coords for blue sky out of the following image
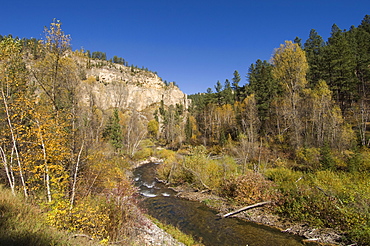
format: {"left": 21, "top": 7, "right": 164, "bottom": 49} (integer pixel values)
{"left": 1, "top": 1, "right": 369, "bottom": 94}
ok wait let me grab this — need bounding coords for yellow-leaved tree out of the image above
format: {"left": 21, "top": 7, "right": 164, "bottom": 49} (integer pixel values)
{"left": 234, "top": 94, "right": 260, "bottom": 172}
{"left": 272, "top": 40, "right": 309, "bottom": 147}
{"left": 30, "top": 19, "right": 83, "bottom": 206}
{"left": 0, "top": 37, "right": 30, "bottom": 197}
{"left": 0, "top": 34, "right": 72, "bottom": 204}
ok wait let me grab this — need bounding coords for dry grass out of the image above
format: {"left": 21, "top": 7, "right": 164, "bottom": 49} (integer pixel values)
{"left": 0, "top": 185, "right": 97, "bottom": 246}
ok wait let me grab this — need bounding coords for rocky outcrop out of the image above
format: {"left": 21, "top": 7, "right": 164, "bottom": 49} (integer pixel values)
{"left": 78, "top": 59, "right": 189, "bottom": 112}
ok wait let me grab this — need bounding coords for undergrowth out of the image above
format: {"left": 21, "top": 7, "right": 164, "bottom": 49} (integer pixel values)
{"left": 155, "top": 146, "right": 370, "bottom": 245}
{"left": 0, "top": 185, "right": 94, "bottom": 246}
{"left": 265, "top": 168, "right": 370, "bottom": 245}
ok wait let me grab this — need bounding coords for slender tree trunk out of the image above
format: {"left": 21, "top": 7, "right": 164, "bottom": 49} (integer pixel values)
{"left": 1, "top": 88, "right": 28, "bottom": 197}
{"left": 9, "top": 147, "right": 16, "bottom": 193}
{"left": 70, "top": 141, "right": 84, "bottom": 210}
{"left": 359, "top": 100, "right": 368, "bottom": 146}
{"left": 0, "top": 146, "right": 15, "bottom": 195}
{"left": 36, "top": 121, "right": 52, "bottom": 203}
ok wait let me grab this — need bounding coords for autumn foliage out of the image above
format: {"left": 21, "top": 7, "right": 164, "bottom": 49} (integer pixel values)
{"left": 0, "top": 20, "right": 141, "bottom": 243}
{"left": 1, "top": 15, "right": 370, "bottom": 245}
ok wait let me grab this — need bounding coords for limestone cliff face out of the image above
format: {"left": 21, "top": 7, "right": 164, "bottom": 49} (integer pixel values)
{"left": 78, "top": 59, "right": 188, "bottom": 112}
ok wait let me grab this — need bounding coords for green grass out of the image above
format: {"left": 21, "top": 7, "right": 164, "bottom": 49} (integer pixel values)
{"left": 0, "top": 185, "right": 96, "bottom": 246}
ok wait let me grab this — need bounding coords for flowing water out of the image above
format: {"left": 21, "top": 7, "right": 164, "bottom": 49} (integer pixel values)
{"left": 134, "top": 162, "right": 305, "bottom": 246}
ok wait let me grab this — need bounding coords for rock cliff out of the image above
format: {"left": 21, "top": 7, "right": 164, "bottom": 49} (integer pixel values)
{"left": 78, "top": 59, "right": 188, "bottom": 112}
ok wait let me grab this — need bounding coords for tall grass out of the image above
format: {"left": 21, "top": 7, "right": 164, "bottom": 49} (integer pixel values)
{"left": 264, "top": 168, "right": 370, "bottom": 245}
{"left": 0, "top": 185, "right": 93, "bottom": 246}
{"left": 157, "top": 146, "right": 239, "bottom": 191}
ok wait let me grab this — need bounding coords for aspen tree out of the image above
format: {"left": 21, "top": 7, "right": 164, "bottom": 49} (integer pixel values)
{"left": 32, "top": 20, "right": 81, "bottom": 203}
{"left": 32, "top": 19, "right": 73, "bottom": 112}
{"left": 124, "top": 110, "right": 147, "bottom": 158}
{"left": 272, "top": 41, "right": 309, "bottom": 147}
{"left": 235, "top": 94, "right": 260, "bottom": 173}
{"left": 0, "top": 37, "right": 29, "bottom": 197}
{"left": 26, "top": 106, "right": 70, "bottom": 202}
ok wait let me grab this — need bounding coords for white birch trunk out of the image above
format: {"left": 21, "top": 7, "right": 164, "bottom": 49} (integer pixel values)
{"left": 0, "top": 146, "right": 15, "bottom": 195}
{"left": 70, "top": 141, "right": 84, "bottom": 210}
{"left": 1, "top": 88, "right": 28, "bottom": 197}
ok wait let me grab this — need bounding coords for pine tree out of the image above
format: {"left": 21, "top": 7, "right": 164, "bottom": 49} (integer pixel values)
{"left": 304, "top": 29, "right": 326, "bottom": 87}
{"left": 247, "top": 59, "right": 278, "bottom": 125}
{"left": 215, "top": 80, "right": 222, "bottom": 93}
{"left": 103, "top": 108, "right": 123, "bottom": 150}
{"left": 215, "top": 80, "right": 223, "bottom": 105}
{"left": 223, "top": 79, "right": 234, "bottom": 105}
{"left": 349, "top": 24, "right": 370, "bottom": 145}
{"left": 325, "top": 24, "right": 358, "bottom": 111}
{"left": 359, "top": 14, "right": 370, "bottom": 33}
{"left": 232, "top": 70, "right": 241, "bottom": 101}
{"left": 294, "top": 36, "right": 302, "bottom": 47}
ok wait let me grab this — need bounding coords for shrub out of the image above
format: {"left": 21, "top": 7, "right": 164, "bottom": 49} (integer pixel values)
{"left": 133, "top": 147, "right": 153, "bottom": 160}
{"left": 0, "top": 185, "right": 90, "bottom": 246}
{"left": 347, "top": 148, "right": 370, "bottom": 172}
{"left": 155, "top": 148, "right": 177, "bottom": 160}
{"left": 47, "top": 179, "right": 139, "bottom": 242}
{"left": 295, "top": 147, "right": 321, "bottom": 171}
{"left": 47, "top": 198, "right": 109, "bottom": 240}
{"left": 265, "top": 167, "right": 370, "bottom": 245}
{"left": 221, "top": 170, "right": 280, "bottom": 205}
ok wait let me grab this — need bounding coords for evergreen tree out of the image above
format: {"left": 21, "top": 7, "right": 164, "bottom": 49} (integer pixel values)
{"left": 247, "top": 59, "right": 278, "bottom": 123}
{"left": 113, "top": 55, "right": 119, "bottom": 63}
{"left": 91, "top": 51, "right": 107, "bottom": 60}
{"left": 215, "top": 80, "right": 222, "bottom": 93}
{"left": 294, "top": 36, "right": 302, "bottom": 47}
{"left": 325, "top": 24, "right": 358, "bottom": 111}
{"left": 232, "top": 70, "right": 241, "bottom": 101}
{"left": 215, "top": 80, "right": 223, "bottom": 105}
{"left": 359, "top": 14, "right": 370, "bottom": 33}
{"left": 103, "top": 108, "right": 123, "bottom": 150}
{"left": 205, "top": 88, "right": 216, "bottom": 105}
{"left": 304, "top": 29, "right": 326, "bottom": 87}
{"left": 223, "top": 79, "right": 234, "bottom": 105}
{"left": 349, "top": 24, "right": 370, "bottom": 146}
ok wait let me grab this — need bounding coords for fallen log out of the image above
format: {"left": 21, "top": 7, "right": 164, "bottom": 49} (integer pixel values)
{"left": 220, "top": 201, "right": 271, "bottom": 218}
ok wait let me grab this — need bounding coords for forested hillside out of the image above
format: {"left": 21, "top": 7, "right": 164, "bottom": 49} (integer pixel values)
{"left": 1, "top": 15, "right": 370, "bottom": 245}
{"left": 187, "top": 16, "right": 370, "bottom": 150}
{"left": 157, "top": 15, "right": 370, "bottom": 245}
{"left": 0, "top": 20, "right": 188, "bottom": 245}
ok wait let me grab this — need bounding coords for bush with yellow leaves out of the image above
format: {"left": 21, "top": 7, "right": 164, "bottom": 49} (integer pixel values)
{"left": 221, "top": 170, "right": 280, "bottom": 205}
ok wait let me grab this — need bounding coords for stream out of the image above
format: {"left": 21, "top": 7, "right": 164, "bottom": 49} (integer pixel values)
{"left": 134, "top": 162, "right": 305, "bottom": 246}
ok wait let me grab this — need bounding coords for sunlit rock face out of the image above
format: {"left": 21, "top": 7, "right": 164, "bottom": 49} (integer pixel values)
{"left": 78, "top": 59, "right": 188, "bottom": 112}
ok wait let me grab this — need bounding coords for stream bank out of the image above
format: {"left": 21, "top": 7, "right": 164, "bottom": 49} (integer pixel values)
{"left": 134, "top": 161, "right": 304, "bottom": 246}
{"left": 174, "top": 184, "right": 343, "bottom": 245}
{"left": 134, "top": 158, "right": 344, "bottom": 245}
{"left": 132, "top": 214, "right": 185, "bottom": 246}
